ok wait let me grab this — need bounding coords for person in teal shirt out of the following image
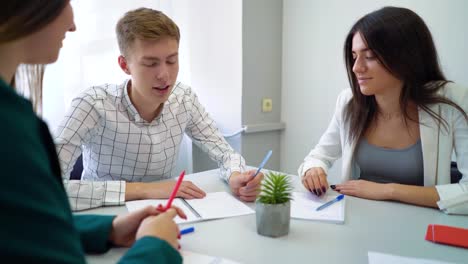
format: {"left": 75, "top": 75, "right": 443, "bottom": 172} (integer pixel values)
{"left": 0, "top": 1, "right": 185, "bottom": 263}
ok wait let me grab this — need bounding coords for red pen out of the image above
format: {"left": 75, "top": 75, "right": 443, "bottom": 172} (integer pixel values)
{"left": 164, "top": 170, "right": 185, "bottom": 210}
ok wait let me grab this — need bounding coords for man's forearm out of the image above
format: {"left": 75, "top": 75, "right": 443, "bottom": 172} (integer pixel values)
{"left": 125, "top": 182, "right": 145, "bottom": 201}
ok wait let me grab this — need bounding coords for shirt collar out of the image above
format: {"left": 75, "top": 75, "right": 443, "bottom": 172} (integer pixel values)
{"left": 122, "top": 79, "right": 144, "bottom": 123}
{"left": 122, "top": 79, "right": 168, "bottom": 125}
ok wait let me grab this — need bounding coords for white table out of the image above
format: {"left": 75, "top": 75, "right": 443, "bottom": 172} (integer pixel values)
{"left": 83, "top": 169, "right": 468, "bottom": 264}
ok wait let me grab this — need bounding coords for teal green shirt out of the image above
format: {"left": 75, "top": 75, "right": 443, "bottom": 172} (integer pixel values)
{"left": 0, "top": 78, "right": 181, "bottom": 263}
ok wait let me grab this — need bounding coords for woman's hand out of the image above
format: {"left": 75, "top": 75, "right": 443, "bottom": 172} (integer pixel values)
{"left": 302, "top": 167, "right": 329, "bottom": 196}
{"left": 109, "top": 206, "right": 186, "bottom": 247}
{"left": 136, "top": 208, "right": 182, "bottom": 250}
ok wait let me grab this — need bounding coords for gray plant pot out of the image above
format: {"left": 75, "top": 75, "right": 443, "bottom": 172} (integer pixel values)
{"left": 255, "top": 201, "right": 290, "bottom": 237}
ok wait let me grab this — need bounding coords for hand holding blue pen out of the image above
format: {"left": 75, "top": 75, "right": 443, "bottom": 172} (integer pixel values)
{"left": 316, "top": 194, "right": 345, "bottom": 211}
{"left": 254, "top": 150, "right": 273, "bottom": 177}
{"left": 227, "top": 150, "right": 271, "bottom": 202}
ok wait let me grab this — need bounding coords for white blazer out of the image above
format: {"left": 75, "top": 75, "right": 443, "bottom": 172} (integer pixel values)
{"left": 298, "top": 83, "right": 468, "bottom": 186}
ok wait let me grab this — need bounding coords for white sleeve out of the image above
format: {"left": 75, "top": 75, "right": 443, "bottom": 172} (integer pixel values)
{"left": 436, "top": 182, "right": 468, "bottom": 215}
{"left": 55, "top": 95, "right": 126, "bottom": 211}
{"left": 452, "top": 88, "right": 468, "bottom": 183}
{"left": 64, "top": 180, "right": 126, "bottom": 211}
{"left": 55, "top": 96, "right": 98, "bottom": 178}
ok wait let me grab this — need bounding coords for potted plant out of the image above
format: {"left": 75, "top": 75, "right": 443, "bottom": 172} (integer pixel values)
{"left": 256, "top": 171, "right": 293, "bottom": 237}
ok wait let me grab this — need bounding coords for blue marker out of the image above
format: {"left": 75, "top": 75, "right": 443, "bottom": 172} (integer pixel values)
{"left": 315, "top": 194, "right": 345, "bottom": 211}
{"left": 180, "top": 226, "right": 195, "bottom": 235}
{"left": 254, "top": 150, "right": 273, "bottom": 177}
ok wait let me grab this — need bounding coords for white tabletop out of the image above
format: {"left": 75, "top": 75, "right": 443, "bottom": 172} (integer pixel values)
{"left": 82, "top": 169, "right": 468, "bottom": 264}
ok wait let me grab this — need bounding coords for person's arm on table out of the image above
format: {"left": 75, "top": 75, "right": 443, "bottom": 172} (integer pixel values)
{"left": 334, "top": 181, "right": 439, "bottom": 208}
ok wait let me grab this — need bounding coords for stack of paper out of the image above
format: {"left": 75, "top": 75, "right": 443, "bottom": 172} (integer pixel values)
{"left": 290, "top": 192, "right": 345, "bottom": 224}
{"left": 368, "top": 251, "right": 456, "bottom": 264}
{"left": 126, "top": 192, "right": 254, "bottom": 224}
{"left": 182, "top": 251, "right": 241, "bottom": 264}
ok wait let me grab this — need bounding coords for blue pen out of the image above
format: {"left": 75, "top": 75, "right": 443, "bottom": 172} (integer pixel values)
{"left": 180, "top": 226, "right": 195, "bottom": 235}
{"left": 254, "top": 150, "right": 273, "bottom": 177}
{"left": 315, "top": 194, "right": 345, "bottom": 211}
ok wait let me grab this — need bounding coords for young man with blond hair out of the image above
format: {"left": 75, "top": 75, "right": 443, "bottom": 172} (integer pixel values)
{"left": 55, "top": 8, "right": 262, "bottom": 211}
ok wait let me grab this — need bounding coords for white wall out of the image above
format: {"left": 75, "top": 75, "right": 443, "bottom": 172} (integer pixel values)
{"left": 187, "top": 0, "right": 244, "bottom": 172}
{"left": 185, "top": 0, "right": 243, "bottom": 140}
{"left": 281, "top": 0, "right": 468, "bottom": 182}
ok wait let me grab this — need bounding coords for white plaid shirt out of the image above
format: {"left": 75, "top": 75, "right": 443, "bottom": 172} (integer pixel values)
{"left": 55, "top": 80, "right": 245, "bottom": 211}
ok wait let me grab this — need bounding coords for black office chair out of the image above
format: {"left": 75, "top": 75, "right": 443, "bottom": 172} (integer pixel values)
{"left": 451, "top": 161, "right": 462, "bottom": 184}
{"left": 70, "top": 154, "right": 83, "bottom": 180}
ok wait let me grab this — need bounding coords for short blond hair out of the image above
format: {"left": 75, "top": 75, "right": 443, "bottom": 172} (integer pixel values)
{"left": 116, "top": 8, "right": 180, "bottom": 56}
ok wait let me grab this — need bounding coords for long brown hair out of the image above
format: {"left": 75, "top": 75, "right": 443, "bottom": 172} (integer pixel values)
{"left": 0, "top": 0, "right": 69, "bottom": 113}
{"left": 343, "top": 6, "right": 468, "bottom": 142}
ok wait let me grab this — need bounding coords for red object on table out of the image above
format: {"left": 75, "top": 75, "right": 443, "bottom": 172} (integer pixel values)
{"left": 425, "top": 224, "right": 468, "bottom": 248}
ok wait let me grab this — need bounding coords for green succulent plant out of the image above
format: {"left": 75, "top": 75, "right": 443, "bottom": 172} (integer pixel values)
{"left": 257, "top": 171, "right": 293, "bottom": 204}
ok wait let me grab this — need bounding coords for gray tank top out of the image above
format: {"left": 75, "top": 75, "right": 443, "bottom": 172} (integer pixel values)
{"left": 355, "top": 138, "right": 424, "bottom": 186}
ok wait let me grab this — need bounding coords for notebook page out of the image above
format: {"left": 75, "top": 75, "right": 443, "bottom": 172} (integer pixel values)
{"left": 291, "top": 192, "right": 345, "bottom": 224}
{"left": 185, "top": 192, "right": 254, "bottom": 220}
{"left": 125, "top": 198, "right": 199, "bottom": 224}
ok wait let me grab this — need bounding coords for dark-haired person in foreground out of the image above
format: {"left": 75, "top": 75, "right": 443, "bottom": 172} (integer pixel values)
{"left": 0, "top": 1, "right": 185, "bottom": 262}
{"left": 299, "top": 6, "right": 467, "bottom": 208}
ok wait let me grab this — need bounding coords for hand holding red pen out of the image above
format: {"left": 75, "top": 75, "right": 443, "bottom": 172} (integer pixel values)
{"left": 136, "top": 208, "right": 182, "bottom": 250}
{"left": 166, "top": 170, "right": 186, "bottom": 209}
{"left": 156, "top": 170, "right": 187, "bottom": 212}
{"left": 109, "top": 205, "right": 187, "bottom": 248}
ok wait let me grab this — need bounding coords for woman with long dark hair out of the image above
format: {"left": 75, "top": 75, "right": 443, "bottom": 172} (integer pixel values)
{"left": 0, "top": 1, "right": 185, "bottom": 262}
{"left": 299, "top": 6, "right": 467, "bottom": 208}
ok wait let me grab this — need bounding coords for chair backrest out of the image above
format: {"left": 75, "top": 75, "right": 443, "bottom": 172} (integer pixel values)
{"left": 70, "top": 154, "right": 83, "bottom": 180}
{"left": 451, "top": 161, "right": 462, "bottom": 184}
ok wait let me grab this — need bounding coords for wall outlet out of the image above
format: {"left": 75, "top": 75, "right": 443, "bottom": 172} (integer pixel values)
{"left": 262, "top": 98, "right": 273, "bottom": 112}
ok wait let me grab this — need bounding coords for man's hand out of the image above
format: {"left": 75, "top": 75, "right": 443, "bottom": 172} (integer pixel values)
{"left": 126, "top": 181, "right": 206, "bottom": 201}
{"left": 228, "top": 170, "right": 263, "bottom": 202}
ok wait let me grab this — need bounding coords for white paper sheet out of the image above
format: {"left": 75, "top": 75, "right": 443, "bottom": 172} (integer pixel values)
{"left": 185, "top": 192, "right": 254, "bottom": 219}
{"left": 290, "top": 192, "right": 345, "bottom": 224}
{"left": 126, "top": 192, "right": 254, "bottom": 224}
{"left": 368, "top": 251, "right": 456, "bottom": 264}
{"left": 125, "top": 198, "right": 200, "bottom": 223}
{"left": 181, "top": 250, "right": 241, "bottom": 264}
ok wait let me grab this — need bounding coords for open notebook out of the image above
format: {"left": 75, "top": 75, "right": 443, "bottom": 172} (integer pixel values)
{"left": 291, "top": 192, "right": 345, "bottom": 224}
{"left": 126, "top": 192, "right": 254, "bottom": 224}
